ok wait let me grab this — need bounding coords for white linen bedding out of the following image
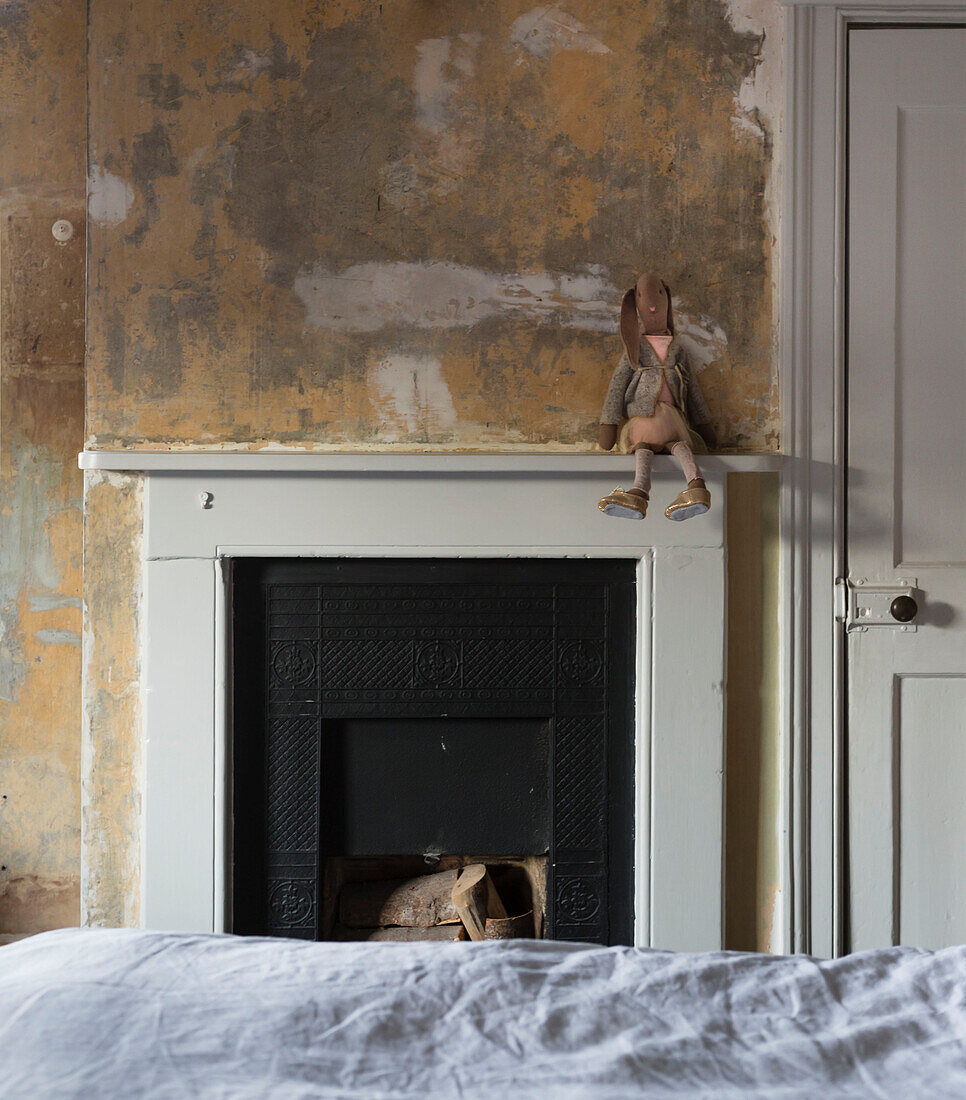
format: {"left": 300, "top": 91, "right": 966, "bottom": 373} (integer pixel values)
{"left": 2, "top": 929, "right": 966, "bottom": 1099}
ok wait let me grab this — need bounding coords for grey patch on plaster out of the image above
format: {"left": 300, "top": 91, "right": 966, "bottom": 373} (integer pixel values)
{"left": 127, "top": 123, "right": 180, "bottom": 246}
{"left": 29, "top": 594, "right": 83, "bottom": 613}
{"left": 510, "top": 6, "right": 610, "bottom": 59}
{"left": 210, "top": 34, "right": 302, "bottom": 92}
{"left": 293, "top": 261, "right": 726, "bottom": 369}
{"left": 0, "top": 1, "right": 36, "bottom": 64}
{"left": 136, "top": 64, "right": 199, "bottom": 111}
{"left": 88, "top": 167, "right": 135, "bottom": 228}
{"left": 294, "top": 261, "right": 615, "bottom": 333}
{"left": 36, "top": 629, "right": 81, "bottom": 647}
{"left": 413, "top": 35, "right": 480, "bottom": 133}
{"left": 413, "top": 38, "right": 454, "bottom": 133}
{"left": 367, "top": 354, "right": 458, "bottom": 442}
{"left": 0, "top": 443, "right": 74, "bottom": 701}
{"left": 673, "top": 299, "right": 729, "bottom": 373}
{"left": 0, "top": 602, "right": 23, "bottom": 703}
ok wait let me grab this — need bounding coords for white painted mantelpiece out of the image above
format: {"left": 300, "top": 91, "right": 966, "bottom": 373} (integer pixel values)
{"left": 80, "top": 451, "right": 779, "bottom": 952}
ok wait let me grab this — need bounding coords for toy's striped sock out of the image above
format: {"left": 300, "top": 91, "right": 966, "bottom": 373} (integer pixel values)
{"left": 632, "top": 447, "right": 653, "bottom": 496}
{"left": 670, "top": 440, "right": 700, "bottom": 484}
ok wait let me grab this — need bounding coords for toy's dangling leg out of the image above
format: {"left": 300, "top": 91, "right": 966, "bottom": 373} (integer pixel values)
{"left": 664, "top": 440, "right": 711, "bottom": 521}
{"left": 632, "top": 446, "right": 652, "bottom": 498}
{"left": 669, "top": 440, "right": 701, "bottom": 485}
{"left": 597, "top": 447, "right": 652, "bottom": 520}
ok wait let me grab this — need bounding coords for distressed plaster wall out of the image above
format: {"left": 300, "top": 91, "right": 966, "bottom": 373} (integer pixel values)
{"left": 81, "top": 472, "right": 141, "bottom": 927}
{"left": 0, "top": 0, "right": 86, "bottom": 939}
{"left": 86, "top": 0, "right": 782, "bottom": 452}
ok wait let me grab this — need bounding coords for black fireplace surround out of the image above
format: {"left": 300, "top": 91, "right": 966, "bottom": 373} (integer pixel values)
{"left": 232, "top": 558, "right": 635, "bottom": 945}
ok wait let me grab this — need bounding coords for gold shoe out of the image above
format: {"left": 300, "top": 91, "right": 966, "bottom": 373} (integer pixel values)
{"left": 664, "top": 485, "right": 711, "bottom": 521}
{"left": 598, "top": 487, "right": 648, "bottom": 520}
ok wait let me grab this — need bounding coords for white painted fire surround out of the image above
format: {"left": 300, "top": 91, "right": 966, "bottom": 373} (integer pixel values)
{"left": 80, "top": 451, "right": 776, "bottom": 952}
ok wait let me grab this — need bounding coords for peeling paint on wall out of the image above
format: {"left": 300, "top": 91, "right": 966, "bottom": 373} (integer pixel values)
{"left": 81, "top": 471, "right": 142, "bottom": 928}
{"left": 88, "top": 167, "right": 135, "bottom": 228}
{"left": 0, "top": 0, "right": 86, "bottom": 938}
{"left": 368, "top": 354, "right": 459, "bottom": 441}
{"left": 86, "top": 0, "right": 782, "bottom": 453}
{"left": 293, "top": 262, "right": 617, "bottom": 333}
{"left": 510, "top": 7, "right": 611, "bottom": 59}
{"left": 0, "top": 374, "right": 85, "bottom": 935}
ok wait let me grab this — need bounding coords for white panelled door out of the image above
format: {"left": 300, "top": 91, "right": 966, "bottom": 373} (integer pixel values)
{"left": 848, "top": 28, "right": 966, "bottom": 950}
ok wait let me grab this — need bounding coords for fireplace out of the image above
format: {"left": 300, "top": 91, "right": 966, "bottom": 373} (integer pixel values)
{"left": 231, "top": 558, "right": 635, "bottom": 945}
{"left": 83, "top": 452, "right": 727, "bottom": 950}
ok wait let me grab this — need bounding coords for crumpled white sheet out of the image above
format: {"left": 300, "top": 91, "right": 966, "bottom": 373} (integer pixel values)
{"left": 2, "top": 929, "right": 966, "bottom": 1099}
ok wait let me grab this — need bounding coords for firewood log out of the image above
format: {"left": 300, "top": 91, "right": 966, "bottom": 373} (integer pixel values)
{"left": 339, "top": 868, "right": 460, "bottom": 928}
{"left": 484, "top": 911, "right": 534, "bottom": 939}
{"left": 451, "top": 864, "right": 507, "bottom": 941}
{"left": 332, "top": 924, "right": 467, "bottom": 943}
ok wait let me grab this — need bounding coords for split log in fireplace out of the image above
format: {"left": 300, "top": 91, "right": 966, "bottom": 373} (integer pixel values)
{"left": 231, "top": 558, "right": 635, "bottom": 945}
{"left": 329, "top": 859, "right": 544, "bottom": 942}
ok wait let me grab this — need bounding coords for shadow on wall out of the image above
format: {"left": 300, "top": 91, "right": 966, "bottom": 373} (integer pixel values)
{"left": 725, "top": 472, "right": 781, "bottom": 953}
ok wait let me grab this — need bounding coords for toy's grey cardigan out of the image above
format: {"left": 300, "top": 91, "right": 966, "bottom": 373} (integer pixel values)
{"left": 600, "top": 337, "right": 712, "bottom": 426}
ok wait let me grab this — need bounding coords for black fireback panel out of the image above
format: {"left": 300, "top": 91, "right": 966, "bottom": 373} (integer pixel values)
{"left": 232, "top": 559, "right": 635, "bottom": 945}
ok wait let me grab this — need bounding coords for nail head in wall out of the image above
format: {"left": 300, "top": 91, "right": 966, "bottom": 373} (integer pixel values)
{"left": 199, "top": 491, "right": 214, "bottom": 509}
{"left": 51, "top": 219, "right": 74, "bottom": 243}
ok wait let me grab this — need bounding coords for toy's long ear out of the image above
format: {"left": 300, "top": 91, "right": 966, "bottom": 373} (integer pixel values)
{"left": 620, "top": 288, "right": 639, "bottom": 363}
{"left": 663, "top": 280, "right": 675, "bottom": 336}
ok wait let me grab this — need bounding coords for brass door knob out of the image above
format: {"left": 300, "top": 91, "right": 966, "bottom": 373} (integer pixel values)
{"left": 890, "top": 595, "right": 918, "bottom": 623}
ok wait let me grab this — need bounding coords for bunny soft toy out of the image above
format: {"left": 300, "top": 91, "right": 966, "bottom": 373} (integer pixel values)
{"left": 597, "top": 273, "right": 716, "bottom": 520}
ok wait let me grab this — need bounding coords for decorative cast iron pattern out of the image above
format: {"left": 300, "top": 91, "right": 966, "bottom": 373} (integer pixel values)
{"left": 553, "top": 716, "right": 606, "bottom": 852}
{"left": 271, "top": 642, "right": 317, "bottom": 687}
{"left": 414, "top": 640, "right": 461, "bottom": 685}
{"left": 266, "top": 715, "right": 319, "bottom": 852}
{"left": 317, "top": 586, "right": 557, "bottom": 716}
{"left": 558, "top": 640, "right": 604, "bottom": 685}
{"left": 556, "top": 877, "right": 602, "bottom": 922}
{"left": 268, "top": 880, "right": 314, "bottom": 927}
{"left": 240, "top": 564, "right": 632, "bottom": 946}
{"left": 264, "top": 587, "right": 321, "bottom": 938}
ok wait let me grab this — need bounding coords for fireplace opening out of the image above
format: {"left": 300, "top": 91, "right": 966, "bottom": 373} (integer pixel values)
{"left": 231, "top": 558, "right": 636, "bottom": 945}
{"left": 322, "top": 855, "right": 548, "bottom": 942}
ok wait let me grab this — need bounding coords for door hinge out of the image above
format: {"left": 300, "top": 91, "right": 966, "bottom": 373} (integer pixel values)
{"left": 835, "top": 577, "right": 919, "bottom": 633}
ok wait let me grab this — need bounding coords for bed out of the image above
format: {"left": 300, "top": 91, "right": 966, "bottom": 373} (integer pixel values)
{"left": 2, "top": 928, "right": 966, "bottom": 1098}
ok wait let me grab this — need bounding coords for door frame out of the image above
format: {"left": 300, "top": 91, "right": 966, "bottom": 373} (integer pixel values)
{"left": 782, "top": 0, "right": 966, "bottom": 957}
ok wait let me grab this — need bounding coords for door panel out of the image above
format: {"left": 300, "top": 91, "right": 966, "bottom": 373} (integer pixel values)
{"left": 898, "top": 677, "right": 966, "bottom": 948}
{"left": 848, "top": 28, "right": 966, "bottom": 950}
{"left": 895, "top": 106, "right": 966, "bottom": 566}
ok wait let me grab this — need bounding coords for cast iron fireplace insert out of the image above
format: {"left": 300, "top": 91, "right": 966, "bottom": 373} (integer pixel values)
{"left": 231, "top": 558, "right": 635, "bottom": 944}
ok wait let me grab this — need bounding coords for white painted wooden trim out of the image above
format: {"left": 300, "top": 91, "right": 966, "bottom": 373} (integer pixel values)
{"left": 79, "top": 451, "right": 784, "bottom": 474}
{"left": 783, "top": 1, "right": 966, "bottom": 959}
{"left": 633, "top": 552, "right": 654, "bottom": 949}
{"left": 142, "top": 558, "right": 217, "bottom": 931}
{"left": 782, "top": 1, "right": 852, "bottom": 961}
{"left": 649, "top": 546, "right": 727, "bottom": 950}
{"left": 139, "top": 464, "right": 727, "bottom": 951}
{"left": 214, "top": 558, "right": 230, "bottom": 934}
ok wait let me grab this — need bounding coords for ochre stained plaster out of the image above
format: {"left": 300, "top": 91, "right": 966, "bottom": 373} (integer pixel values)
{"left": 87, "top": 0, "right": 781, "bottom": 452}
{"left": 0, "top": 0, "right": 87, "bottom": 936}
{"left": 81, "top": 472, "right": 142, "bottom": 927}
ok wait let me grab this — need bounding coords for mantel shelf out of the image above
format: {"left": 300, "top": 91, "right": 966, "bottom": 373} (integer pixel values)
{"left": 78, "top": 450, "right": 784, "bottom": 475}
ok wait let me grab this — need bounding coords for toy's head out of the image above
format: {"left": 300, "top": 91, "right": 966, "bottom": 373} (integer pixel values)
{"left": 620, "top": 272, "right": 674, "bottom": 363}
